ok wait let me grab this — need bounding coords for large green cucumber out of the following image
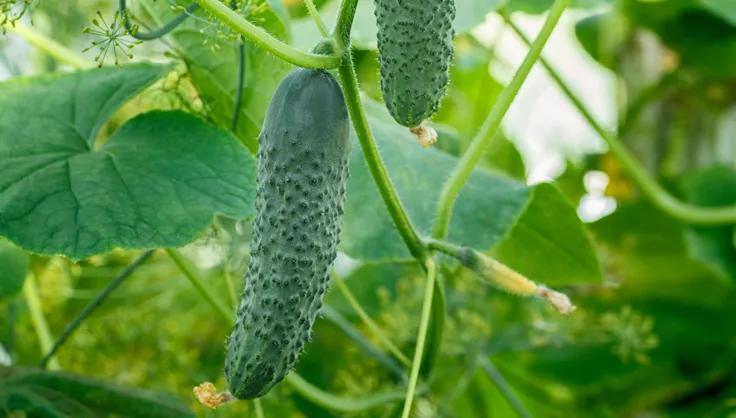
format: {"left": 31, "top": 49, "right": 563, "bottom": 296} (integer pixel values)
{"left": 224, "top": 69, "right": 350, "bottom": 399}
{"left": 375, "top": 0, "right": 456, "bottom": 128}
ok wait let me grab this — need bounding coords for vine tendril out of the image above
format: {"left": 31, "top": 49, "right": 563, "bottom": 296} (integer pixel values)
{"left": 119, "top": 0, "right": 199, "bottom": 41}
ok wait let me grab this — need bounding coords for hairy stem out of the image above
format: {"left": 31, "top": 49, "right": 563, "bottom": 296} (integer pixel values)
{"left": 304, "top": 0, "right": 329, "bottom": 38}
{"left": 332, "top": 0, "right": 358, "bottom": 52}
{"left": 400, "top": 258, "right": 437, "bottom": 418}
{"left": 432, "top": 0, "right": 569, "bottom": 239}
{"left": 427, "top": 239, "right": 575, "bottom": 314}
{"left": 40, "top": 250, "right": 155, "bottom": 368}
{"left": 7, "top": 23, "right": 92, "bottom": 69}
{"left": 194, "top": 0, "right": 340, "bottom": 68}
{"left": 23, "top": 273, "right": 60, "bottom": 370}
{"left": 166, "top": 248, "right": 234, "bottom": 323}
{"left": 337, "top": 49, "right": 428, "bottom": 261}
{"left": 334, "top": 274, "right": 411, "bottom": 366}
{"left": 479, "top": 357, "right": 531, "bottom": 418}
{"left": 506, "top": 19, "right": 736, "bottom": 225}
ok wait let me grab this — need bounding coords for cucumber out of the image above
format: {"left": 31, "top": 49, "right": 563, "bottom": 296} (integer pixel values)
{"left": 224, "top": 69, "right": 350, "bottom": 399}
{"left": 375, "top": 0, "right": 456, "bottom": 128}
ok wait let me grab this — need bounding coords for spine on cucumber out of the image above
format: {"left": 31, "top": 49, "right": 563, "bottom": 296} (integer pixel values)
{"left": 374, "top": 0, "right": 456, "bottom": 128}
{"left": 225, "top": 69, "right": 350, "bottom": 399}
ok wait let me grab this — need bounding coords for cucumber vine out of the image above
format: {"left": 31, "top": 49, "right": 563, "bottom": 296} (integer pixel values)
{"left": 5, "top": 0, "right": 736, "bottom": 417}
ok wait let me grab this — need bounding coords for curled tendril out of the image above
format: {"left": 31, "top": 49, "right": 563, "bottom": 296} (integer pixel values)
{"left": 82, "top": 10, "right": 141, "bottom": 67}
{"left": 0, "top": 0, "right": 35, "bottom": 32}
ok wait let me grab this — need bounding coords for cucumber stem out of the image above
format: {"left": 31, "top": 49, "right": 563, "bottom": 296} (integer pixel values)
{"left": 505, "top": 18, "right": 736, "bottom": 225}
{"left": 24, "top": 273, "right": 61, "bottom": 370}
{"left": 427, "top": 239, "right": 575, "bottom": 314}
{"left": 432, "top": 0, "right": 569, "bottom": 240}
{"left": 40, "top": 250, "right": 155, "bottom": 368}
{"left": 333, "top": 274, "right": 411, "bottom": 366}
{"left": 303, "top": 0, "right": 329, "bottom": 38}
{"left": 194, "top": 0, "right": 340, "bottom": 69}
{"left": 165, "top": 248, "right": 234, "bottom": 323}
{"left": 479, "top": 357, "right": 532, "bottom": 418}
{"left": 400, "top": 258, "right": 437, "bottom": 418}
{"left": 337, "top": 48, "right": 429, "bottom": 261}
{"left": 7, "top": 22, "right": 92, "bottom": 69}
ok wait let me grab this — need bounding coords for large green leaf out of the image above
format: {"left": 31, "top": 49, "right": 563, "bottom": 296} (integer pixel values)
{"left": 0, "top": 240, "right": 28, "bottom": 299}
{"left": 625, "top": 0, "right": 736, "bottom": 79}
{"left": 341, "top": 100, "right": 602, "bottom": 285}
{"left": 0, "top": 66, "right": 256, "bottom": 259}
{"left": 491, "top": 183, "right": 601, "bottom": 285}
{"left": 0, "top": 367, "right": 195, "bottom": 418}
{"left": 700, "top": 0, "right": 736, "bottom": 26}
{"left": 592, "top": 201, "right": 732, "bottom": 307}
{"left": 526, "top": 199, "right": 736, "bottom": 415}
{"left": 681, "top": 165, "right": 736, "bottom": 281}
{"left": 574, "top": 13, "right": 630, "bottom": 70}
{"left": 137, "top": 0, "right": 291, "bottom": 152}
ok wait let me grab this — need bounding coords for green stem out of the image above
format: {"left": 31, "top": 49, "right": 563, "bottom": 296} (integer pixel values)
{"left": 322, "top": 305, "right": 406, "bottom": 380}
{"left": 40, "top": 250, "right": 155, "bottom": 368}
{"left": 304, "top": 0, "right": 329, "bottom": 38}
{"left": 253, "top": 398, "right": 264, "bottom": 418}
{"left": 165, "top": 248, "right": 233, "bottom": 323}
{"left": 174, "top": 250, "right": 401, "bottom": 412}
{"left": 223, "top": 265, "right": 238, "bottom": 309}
{"left": 479, "top": 357, "right": 531, "bottom": 418}
{"left": 337, "top": 49, "right": 428, "bottom": 261}
{"left": 285, "top": 373, "right": 406, "bottom": 412}
{"left": 506, "top": 19, "right": 736, "bottom": 225}
{"left": 7, "top": 23, "right": 92, "bottom": 69}
{"left": 334, "top": 274, "right": 411, "bottom": 366}
{"left": 194, "top": 0, "right": 340, "bottom": 69}
{"left": 120, "top": 0, "right": 198, "bottom": 41}
{"left": 427, "top": 239, "right": 575, "bottom": 314}
{"left": 400, "top": 258, "right": 437, "bottom": 418}
{"left": 23, "top": 273, "right": 60, "bottom": 370}
{"left": 332, "top": 0, "right": 358, "bottom": 51}
{"left": 432, "top": 0, "right": 569, "bottom": 239}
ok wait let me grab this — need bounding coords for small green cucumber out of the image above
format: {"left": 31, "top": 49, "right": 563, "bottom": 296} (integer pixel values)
{"left": 224, "top": 68, "right": 350, "bottom": 399}
{"left": 375, "top": 0, "right": 456, "bottom": 128}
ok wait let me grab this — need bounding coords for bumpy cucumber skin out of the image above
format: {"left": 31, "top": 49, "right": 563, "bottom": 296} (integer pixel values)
{"left": 225, "top": 69, "right": 350, "bottom": 399}
{"left": 375, "top": 0, "right": 456, "bottom": 128}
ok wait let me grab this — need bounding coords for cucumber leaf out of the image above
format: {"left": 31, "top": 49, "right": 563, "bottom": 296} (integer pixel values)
{"left": 341, "top": 100, "right": 602, "bottom": 285}
{"left": 0, "top": 65, "right": 256, "bottom": 260}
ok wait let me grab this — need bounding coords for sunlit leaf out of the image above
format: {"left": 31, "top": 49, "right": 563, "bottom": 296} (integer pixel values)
{"left": 0, "top": 66, "right": 256, "bottom": 259}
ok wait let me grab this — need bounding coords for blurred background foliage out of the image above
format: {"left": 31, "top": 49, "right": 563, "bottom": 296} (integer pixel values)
{"left": 1, "top": 0, "right": 735, "bottom": 417}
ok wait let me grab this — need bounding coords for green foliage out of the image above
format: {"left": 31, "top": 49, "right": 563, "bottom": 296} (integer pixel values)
{"left": 1, "top": 1, "right": 735, "bottom": 417}
{"left": 341, "top": 100, "right": 601, "bottom": 284}
{"left": 574, "top": 12, "right": 629, "bottom": 69}
{"left": 225, "top": 69, "right": 350, "bottom": 399}
{"left": 136, "top": 0, "right": 291, "bottom": 152}
{"left": 0, "top": 367, "right": 195, "bottom": 417}
{"left": 0, "top": 64, "right": 256, "bottom": 260}
{"left": 680, "top": 166, "right": 736, "bottom": 280}
{"left": 621, "top": 0, "right": 736, "bottom": 79}
{"left": 0, "top": 0, "right": 34, "bottom": 30}
{"left": 0, "top": 240, "right": 28, "bottom": 299}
